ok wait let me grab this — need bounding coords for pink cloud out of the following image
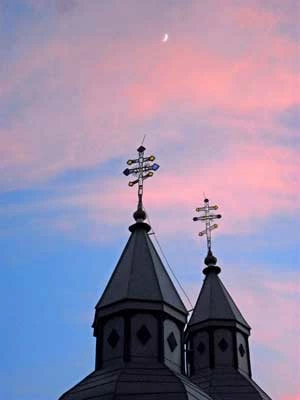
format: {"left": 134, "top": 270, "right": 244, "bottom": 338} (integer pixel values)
{"left": 281, "top": 396, "right": 300, "bottom": 400}
{"left": 1, "top": 0, "right": 298, "bottom": 193}
{"left": 42, "top": 139, "right": 298, "bottom": 241}
{"left": 266, "top": 280, "right": 300, "bottom": 295}
{"left": 234, "top": 5, "right": 280, "bottom": 30}
{"left": 234, "top": 271, "right": 299, "bottom": 400}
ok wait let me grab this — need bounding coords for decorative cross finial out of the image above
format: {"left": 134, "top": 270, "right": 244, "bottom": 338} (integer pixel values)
{"left": 193, "top": 198, "right": 222, "bottom": 253}
{"left": 123, "top": 145, "right": 160, "bottom": 221}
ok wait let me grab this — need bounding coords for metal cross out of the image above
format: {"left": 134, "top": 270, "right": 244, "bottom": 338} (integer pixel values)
{"left": 123, "top": 145, "right": 160, "bottom": 211}
{"left": 193, "top": 198, "right": 222, "bottom": 252}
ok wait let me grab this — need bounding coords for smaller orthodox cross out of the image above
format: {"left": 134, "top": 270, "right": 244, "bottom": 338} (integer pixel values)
{"left": 123, "top": 145, "right": 160, "bottom": 217}
{"left": 193, "top": 198, "right": 222, "bottom": 252}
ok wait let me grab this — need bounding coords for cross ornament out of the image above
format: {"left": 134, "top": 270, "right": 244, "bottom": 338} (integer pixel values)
{"left": 193, "top": 198, "right": 222, "bottom": 252}
{"left": 123, "top": 145, "right": 160, "bottom": 212}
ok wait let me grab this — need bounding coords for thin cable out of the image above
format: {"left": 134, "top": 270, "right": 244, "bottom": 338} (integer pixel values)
{"left": 145, "top": 211, "right": 194, "bottom": 310}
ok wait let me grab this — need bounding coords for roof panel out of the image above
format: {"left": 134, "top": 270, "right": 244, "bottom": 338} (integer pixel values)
{"left": 188, "top": 271, "right": 250, "bottom": 328}
{"left": 96, "top": 223, "right": 187, "bottom": 315}
{"left": 59, "top": 364, "right": 214, "bottom": 400}
{"left": 193, "top": 368, "right": 271, "bottom": 400}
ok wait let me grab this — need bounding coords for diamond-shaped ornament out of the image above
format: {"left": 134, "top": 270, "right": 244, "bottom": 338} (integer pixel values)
{"left": 107, "top": 329, "right": 120, "bottom": 348}
{"left": 136, "top": 325, "right": 151, "bottom": 345}
{"left": 239, "top": 343, "right": 245, "bottom": 357}
{"left": 167, "top": 332, "right": 178, "bottom": 352}
{"left": 137, "top": 145, "right": 146, "bottom": 153}
{"left": 218, "top": 338, "right": 228, "bottom": 352}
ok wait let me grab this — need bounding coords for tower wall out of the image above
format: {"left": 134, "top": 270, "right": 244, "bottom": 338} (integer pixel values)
{"left": 164, "top": 318, "right": 182, "bottom": 372}
{"left": 131, "top": 313, "right": 158, "bottom": 362}
{"left": 95, "top": 310, "right": 185, "bottom": 373}
{"left": 192, "top": 331, "right": 210, "bottom": 372}
{"left": 100, "top": 315, "right": 125, "bottom": 369}
{"left": 236, "top": 331, "right": 250, "bottom": 375}
{"left": 214, "top": 328, "right": 234, "bottom": 367}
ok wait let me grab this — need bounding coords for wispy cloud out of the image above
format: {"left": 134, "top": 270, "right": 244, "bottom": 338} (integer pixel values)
{"left": 1, "top": 0, "right": 298, "bottom": 189}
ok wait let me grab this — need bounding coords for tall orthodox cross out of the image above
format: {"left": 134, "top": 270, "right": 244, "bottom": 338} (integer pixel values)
{"left": 193, "top": 198, "right": 222, "bottom": 253}
{"left": 123, "top": 145, "right": 159, "bottom": 220}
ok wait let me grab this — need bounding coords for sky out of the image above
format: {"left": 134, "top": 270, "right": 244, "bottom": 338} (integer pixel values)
{"left": 0, "top": 0, "right": 299, "bottom": 399}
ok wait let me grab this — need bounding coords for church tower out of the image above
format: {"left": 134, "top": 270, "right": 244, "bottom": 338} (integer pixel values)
{"left": 58, "top": 146, "right": 212, "bottom": 400}
{"left": 185, "top": 199, "right": 272, "bottom": 399}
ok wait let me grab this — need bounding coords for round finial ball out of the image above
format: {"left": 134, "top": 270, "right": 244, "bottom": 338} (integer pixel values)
{"left": 133, "top": 208, "right": 146, "bottom": 221}
{"left": 204, "top": 250, "right": 217, "bottom": 266}
{"left": 204, "top": 198, "right": 209, "bottom": 203}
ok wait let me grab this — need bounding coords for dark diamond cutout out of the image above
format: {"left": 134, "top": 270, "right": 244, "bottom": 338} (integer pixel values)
{"left": 167, "top": 332, "right": 178, "bottom": 352}
{"left": 218, "top": 338, "right": 228, "bottom": 352}
{"left": 137, "top": 325, "right": 151, "bottom": 345}
{"left": 107, "top": 329, "right": 120, "bottom": 348}
{"left": 197, "top": 341, "right": 205, "bottom": 354}
{"left": 239, "top": 343, "right": 245, "bottom": 357}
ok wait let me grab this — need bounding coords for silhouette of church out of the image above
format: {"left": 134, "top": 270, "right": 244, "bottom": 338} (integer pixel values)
{"left": 59, "top": 146, "right": 272, "bottom": 400}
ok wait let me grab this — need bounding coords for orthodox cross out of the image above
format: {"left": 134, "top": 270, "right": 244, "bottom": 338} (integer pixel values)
{"left": 123, "top": 145, "right": 160, "bottom": 213}
{"left": 193, "top": 198, "right": 222, "bottom": 252}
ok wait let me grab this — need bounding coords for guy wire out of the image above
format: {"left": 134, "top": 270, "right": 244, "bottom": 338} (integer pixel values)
{"left": 145, "top": 211, "right": 194, "bottom": 311}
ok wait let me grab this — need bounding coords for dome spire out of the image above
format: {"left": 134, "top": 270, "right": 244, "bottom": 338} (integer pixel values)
{"left": 123, "top": 144, "right": 160, "bottom": 223}
{"left": 193, "top": 198, "right": 222, "bottom": 275}
{"left": 186, "top": 199, "right": 271, "bottom": 400}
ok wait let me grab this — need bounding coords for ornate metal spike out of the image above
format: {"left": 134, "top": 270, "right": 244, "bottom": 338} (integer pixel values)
{"left": 193, "top": 198, "right": 222, "bottom": 251}
{"left": 123, "top": 145, "right": 160, "bottom": 218}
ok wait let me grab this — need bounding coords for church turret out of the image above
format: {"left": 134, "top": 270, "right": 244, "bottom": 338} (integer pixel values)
{"left": 59, "top": 146, "right": 213, "bottom": 400}
{"left": 92, "top": 145, "right": 187, "bottom": 373}
{"left": 185, "top": 199, "right": 272, "bottom": 399}
{"left": 186, "top": 250, "right": 252, "bottom": 377}
{"left": 93, "top": 215, "right": 188, "bottom": 373}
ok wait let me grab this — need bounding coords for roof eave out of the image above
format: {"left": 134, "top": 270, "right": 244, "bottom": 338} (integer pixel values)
{"left": 93, "top": 298, "right": 187, "bottom": 329}
{"left": 186, "top": 318, "right": 251, "bottom": 336}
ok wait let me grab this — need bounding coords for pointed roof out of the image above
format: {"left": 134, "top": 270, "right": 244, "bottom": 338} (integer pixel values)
{"left": 192, "top": 367, "right": 272, "bottom": 400}
{"left": 188, "top": 264, "right": 250, "bottom": 329}
{"left": 59, "top": 362, "right": 214, "bottom": 400}
{"left": 95, "top": 221, "right": 187, "bottom": 316}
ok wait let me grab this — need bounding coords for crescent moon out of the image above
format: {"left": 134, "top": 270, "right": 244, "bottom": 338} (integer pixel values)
{"left": 162, "top": 33, "right": 168, "bottom": 42}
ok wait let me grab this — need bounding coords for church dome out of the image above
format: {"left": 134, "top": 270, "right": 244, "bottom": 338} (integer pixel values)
{"left": 59, "top": 362, "right": 213, "bottom": 400}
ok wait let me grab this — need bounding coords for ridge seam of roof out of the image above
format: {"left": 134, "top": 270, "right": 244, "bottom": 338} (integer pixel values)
{"left": 216, "top": 275, "right": 236, "bottom": 320}
{"left": 208, "top": 275, "right": 213, "bottom": 326}
{"left": 111, "top": 369, "right": 123, "bottom": 400}
{"left": 126, "top": 229, "right": 138, "bottom": 299}
{"left": 217, "top": 275, "right": 250, "bottom": 327}
{"left": 96, "top": 233, "right": 134, "bottom": 308}
{"left": 145, "top": 233, "right": 164, "bottom": 302}
{"left": 174, "top": 370, "right": 213, "bottom": 399}
{"left": 166, "top": 367, "right": 188, "bottom": 400}
{"left": 58, "top": 370, "right": 96, "bottom": 399}
{"left": 146, "top": 232, "right": 187, "bottom": 312}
